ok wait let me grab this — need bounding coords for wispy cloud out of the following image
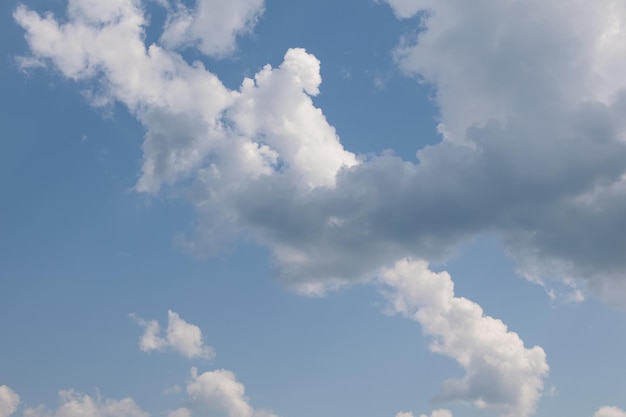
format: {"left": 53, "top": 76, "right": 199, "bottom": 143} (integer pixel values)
{"left": 160, "top": 0, "right": 264, "bottom": 58}
{"left": 0, "top": 386, "right": 19, "bottom": 417}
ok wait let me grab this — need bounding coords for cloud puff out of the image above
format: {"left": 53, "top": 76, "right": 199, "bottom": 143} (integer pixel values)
{"left": 381, "top": 259, "right": 548, "bottom": 417}
{"left": 23, "top": 390, "right": 147, "bottom": 417}
{"left": 14, "top": 0, "right": 626, "bottom": 302}
{"left": 169, "top": 368, "right": 278, "bottom": 417}
{"left": 396, "top": 410, "right": 453, "bottom": 417}
{"left": 0, "top": 386, "right": 19, "bottom": 417}
{"left": 131, "top": 310, "right": 214, "bottom": 360}
{"left": 594, "top": 407, "right": 626, "bottom": 417}
{"left": 160, "top": 0, "right": 265, "bottom": 58}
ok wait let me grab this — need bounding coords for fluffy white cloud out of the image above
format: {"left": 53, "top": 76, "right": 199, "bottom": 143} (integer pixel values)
{"left": 23, "top": 390, "right": 147, "bottom": 417}
{"left": 160, "top": 0, "right": 265, "bottom": 58}
{"left": 594, "top": 407, "right": 626, "bottom": 417}
{"left": 381, "top": 259, "right": 548, "bottom": 417}
{"left": 171, "top": 368, "right": 278, "bottom": 417}
{"left": 131, "top": 310, "right": 214, "bottom": 359}
{"left": 14, "top": 0, "right": 355, "bottom": 195}
{"left": 0, "top": 386, "right": 19, "bottom": 417}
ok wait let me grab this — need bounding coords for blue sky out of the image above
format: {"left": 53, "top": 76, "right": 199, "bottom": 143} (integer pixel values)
{"left": 2, "top": 1, "right": 626, "bottom": 417}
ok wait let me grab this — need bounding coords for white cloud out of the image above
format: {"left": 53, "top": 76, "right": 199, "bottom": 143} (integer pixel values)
{"left": 594, "top": 407, "right": 626, "bottom": 417}
{"left": 381, "top": 259, "right": 548, "bottom": 417}
{"left": 0, "top": 386, "right": 19, "bottom": 417}
{"left": 23, "top": 390, "right": 147, "bottom": 417}
{"left": 131, "top": 310, "right": 214, "bottom": 360}
{"left": 172, "top": 368, "right": 279, "bottom": 417}
{"left": 160, "top": 0, "right": 265, "bottom": 58}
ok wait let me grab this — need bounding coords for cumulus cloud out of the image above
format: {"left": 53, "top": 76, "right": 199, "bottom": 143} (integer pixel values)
{"left": 160, "top": 0, "right": 265, "bottom": 58}
{"left": 169, "top": 368, "right": 278, "bottom": 417}
{"left": 0, "top": 386, "right": 19, "bottom": 417}
{"left": 381, "top": 259, "right": 548, "bottom": 417}
{"left": 594, "top": 407, "right": 626, "bottom": 417}
{"left": 131, "top": 310, "right": 214, "bottom": 359}
{"left": 23, "top": 390, "right": 147, "bottom": 417}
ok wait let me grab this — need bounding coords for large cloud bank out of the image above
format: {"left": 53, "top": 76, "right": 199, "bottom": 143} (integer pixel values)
{"left": 14, "top": 0, "right": 626, "bottom": 301}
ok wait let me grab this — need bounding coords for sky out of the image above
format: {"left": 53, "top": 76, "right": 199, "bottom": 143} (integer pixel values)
{"left": 1, "top": 0, "right": 626, "bottom": 417}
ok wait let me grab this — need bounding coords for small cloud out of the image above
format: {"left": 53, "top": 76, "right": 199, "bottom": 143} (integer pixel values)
{"left": 180, "top": 367, "right": 279, "bottom": 417}
{"left": 130, "top": 310, "right": 215, "bottom": 360}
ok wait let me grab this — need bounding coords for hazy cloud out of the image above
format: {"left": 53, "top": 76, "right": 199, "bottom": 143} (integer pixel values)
{"left": 396, "top": 410, "right": 453, "bottom": 417}
{"left": 594, "top": 407, "right": 626, "bottom": 417}
{"left": 0, "top": 386, "right": 19, "bottom": 417}
{"left": 23, "top": 390, "right": 147, "bottom": 417}
{"left": 420, "top": 411, "right": 453, "bottom": 417}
